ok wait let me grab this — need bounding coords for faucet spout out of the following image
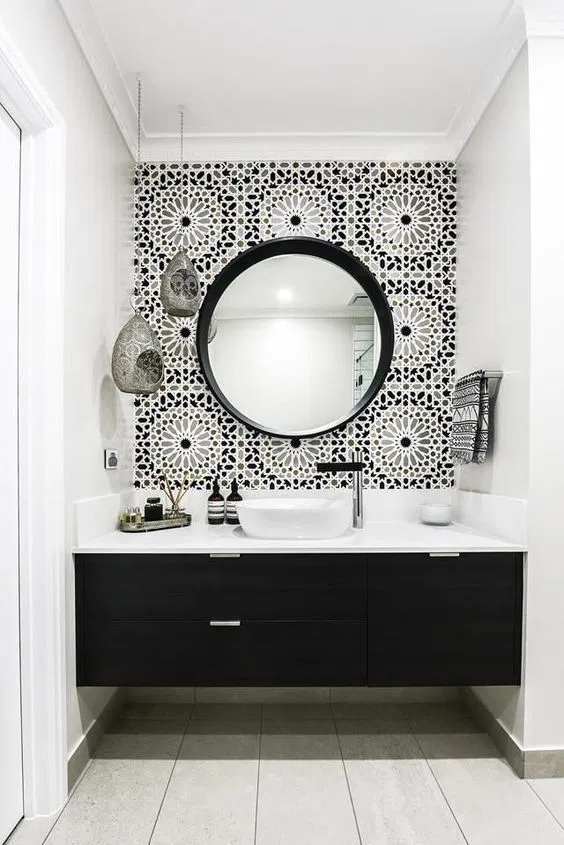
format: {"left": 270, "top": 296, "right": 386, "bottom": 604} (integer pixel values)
{"left": 351, "top": 450, "right": 363, "bottom": 529}
{"left": 316, "top": 450, "right": 365, "bottom": 529}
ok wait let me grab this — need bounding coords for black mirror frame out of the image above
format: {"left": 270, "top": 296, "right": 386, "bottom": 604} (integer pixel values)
{"left": 196, "top": 237, "right": 395, "bottom": 439}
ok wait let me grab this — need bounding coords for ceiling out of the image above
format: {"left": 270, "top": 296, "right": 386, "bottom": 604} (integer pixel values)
{"left": 58, "top": 0, "right": 527, "bottom": 159}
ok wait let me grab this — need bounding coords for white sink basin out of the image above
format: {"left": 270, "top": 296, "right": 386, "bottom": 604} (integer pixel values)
{"left": 236, "top": 497, "right": 350, "bottom": 540}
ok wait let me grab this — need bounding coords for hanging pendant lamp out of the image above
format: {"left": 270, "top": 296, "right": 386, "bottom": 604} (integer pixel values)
{"left": 111, "top": 77, "right": 164, "bottom": 396}
{"left": 160, "top": 106, "right": 202, "bottom": 318}
{"left": 112, "top": 308, "right": 164, "bottom": 395}
{"left": 160, "top": 248, "right": 202, "bottom": 317}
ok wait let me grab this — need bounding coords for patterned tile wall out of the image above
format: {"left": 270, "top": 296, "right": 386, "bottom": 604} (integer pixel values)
{"left": 134, "top": 161, "right": 456, "bottom": 490}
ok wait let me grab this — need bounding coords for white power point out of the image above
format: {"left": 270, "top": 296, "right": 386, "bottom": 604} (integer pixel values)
{"left": 104, "top": 449, "right": 119, "bottom": 470}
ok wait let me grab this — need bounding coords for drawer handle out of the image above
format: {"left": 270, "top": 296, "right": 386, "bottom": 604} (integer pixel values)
{"left": 429, "top": 552, "right": 460, "bottom": 558}
{"left": 209, "top": 553, "right": 240, "bottom": 558}
{"left": 209, "top": 620, "right": 241, "bottom": 627}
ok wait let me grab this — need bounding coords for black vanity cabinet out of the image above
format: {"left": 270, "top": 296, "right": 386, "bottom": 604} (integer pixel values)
{"left": 367, "top": 552, "right": 523, "bottom": 686}
{"left": 75, "top": 553, "right": 367, "bottom": 686}
{"left": 75, "top": 550, "right": 523, "bottom": 687}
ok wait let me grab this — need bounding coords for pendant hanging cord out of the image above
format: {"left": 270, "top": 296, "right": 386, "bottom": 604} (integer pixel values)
{"left": 133, "top": 74, "right": 142, "bottom": 310}
{"left": 136, "top": 75, "right": 142, "bottom": 165}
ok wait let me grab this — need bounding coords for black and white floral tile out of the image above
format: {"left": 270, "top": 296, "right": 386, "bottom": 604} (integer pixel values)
{"left": 134, "top": 160, "right": 456, "bottom": 491}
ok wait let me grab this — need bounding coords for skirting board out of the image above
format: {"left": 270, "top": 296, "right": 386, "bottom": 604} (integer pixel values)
{"left": 67, "top": 689, "right": 126, "bottom": 791}
{"left": 125, "top": 686, "right": 461, "bottom": 705}
{"left": 463, "top": 689, "right": 564, "bottom": 778}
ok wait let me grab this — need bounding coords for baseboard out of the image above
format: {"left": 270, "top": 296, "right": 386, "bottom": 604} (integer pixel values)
{"left": 125, "top": 686, "right": 460, "bottom": 705}
{"left": 463, "top": 688, "right": 564, "bottom": 778}
{"left": 67, "top": 689, "right": 126, "bottom": 791}
{"left": 463, "top": 688, "right": 525, "bottom": 776}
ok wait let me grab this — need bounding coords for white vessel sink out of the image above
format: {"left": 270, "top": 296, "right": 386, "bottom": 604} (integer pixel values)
{"left": 236, "top": 497, "right": 350, "bottom": 540}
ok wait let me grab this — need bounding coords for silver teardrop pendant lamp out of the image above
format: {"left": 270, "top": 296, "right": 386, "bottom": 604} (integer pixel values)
{"left": 112, "top": 304, "right": 164, "bottom": 395}
{"left": 111, "top": 77, "right": 164, "bottom": 395}
{"left": 160, "top": 106, "right": 202, "bottom": 318}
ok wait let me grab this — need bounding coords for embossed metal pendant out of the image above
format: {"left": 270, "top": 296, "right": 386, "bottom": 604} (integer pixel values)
{"left": 160, "top": 249, "right": 202, "bottom": 317}
{"left": 111, "top": 313, "right": 164, "bottom": 395}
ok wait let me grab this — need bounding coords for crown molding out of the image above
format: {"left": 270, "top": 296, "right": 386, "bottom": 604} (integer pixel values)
{"left": 140, "top": 131, "right": 455, "bottom": 161}
{"left": 58, "top": 0, "right": 528, "bottom": 164}
{"left": 447, "top": 0, "right": 527, "bottom": 158}
{"left": 56, "top": 0, "right": 137, "bottom": 157}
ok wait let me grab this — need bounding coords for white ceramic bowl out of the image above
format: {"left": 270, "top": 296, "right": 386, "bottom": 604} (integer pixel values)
{"left": 420, "top": 503, "right": 452, "bottom": 526}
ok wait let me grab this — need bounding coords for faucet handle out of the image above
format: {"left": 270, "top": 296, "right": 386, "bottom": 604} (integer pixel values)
{"left": 316, "top": 458, "right": 365, "bottom": 473}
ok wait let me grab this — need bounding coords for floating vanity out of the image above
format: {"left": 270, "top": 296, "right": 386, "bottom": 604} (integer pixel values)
{"left": 74, "top": 521, "right": 524, "bottom": 690}
{"left": 81, "top": 233, "right": 525, "bottom": 693}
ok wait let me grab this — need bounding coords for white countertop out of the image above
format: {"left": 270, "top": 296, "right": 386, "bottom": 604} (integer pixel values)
{"left": 73, "top": 520, "right": 525, "bottom": 555}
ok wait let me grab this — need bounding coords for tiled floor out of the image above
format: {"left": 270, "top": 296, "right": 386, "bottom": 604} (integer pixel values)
{"left": 9, "top": 702, "right": 564, "bottom": 845}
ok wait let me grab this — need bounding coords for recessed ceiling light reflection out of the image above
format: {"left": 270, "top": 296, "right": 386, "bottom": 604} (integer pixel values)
{"left": 277, "top": 288, "right": 293, "bottom": 304}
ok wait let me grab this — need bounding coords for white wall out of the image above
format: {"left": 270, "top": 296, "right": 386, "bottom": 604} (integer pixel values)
{"left": 458, "top": 37, "right": 564, "bottom": 753}
{"left": 0, "top": 0, "right": 134, "bottom": 758}
{"left": 456, "top": 47, "right": 530, "bottom": 744}
{"left": 210, "top": 316, "right": 354, "bottom": 431}
{"left": 522, "top": 35, "right": 564, "bottom": 750}
{"left": 456, "top": 46, "right": 531, "bottom": 501}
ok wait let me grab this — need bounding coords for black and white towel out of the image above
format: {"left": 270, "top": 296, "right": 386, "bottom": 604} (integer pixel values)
{"left": 450, "top": 370, "right": 489, "bottom": 465}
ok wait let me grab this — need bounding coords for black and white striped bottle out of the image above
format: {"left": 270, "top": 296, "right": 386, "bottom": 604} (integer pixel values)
{"left": 226, "top": 479, "right": 242, "bottom": 525}
{"left": 207, "top": 479, "right": 225, "bottom": 525}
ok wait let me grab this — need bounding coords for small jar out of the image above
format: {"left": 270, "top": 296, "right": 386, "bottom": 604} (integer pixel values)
{"left": 420, "top": 503, "right": 452, "bottom": 526}
{"left": 144, "top": 497, "right": 163, "bottom": 522}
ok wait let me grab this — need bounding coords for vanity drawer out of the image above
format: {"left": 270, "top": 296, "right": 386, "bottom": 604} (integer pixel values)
{"left": 78, "top": 553, "right": 366, "bottom": 621}
{"left": 367, "top": 552, "right": 523, "bottom": 686}
{"left": 78, "top": 620, "right": 367, "bottom": 686}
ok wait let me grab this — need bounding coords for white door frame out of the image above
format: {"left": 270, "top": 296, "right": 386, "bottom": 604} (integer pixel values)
{"left": 0, "top": 22, "right": 67, "bottom": 816}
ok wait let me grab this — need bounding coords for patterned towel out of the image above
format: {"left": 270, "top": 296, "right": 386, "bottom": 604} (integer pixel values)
{"left": 450, "top": 370, "right": 489, "bottom": 465}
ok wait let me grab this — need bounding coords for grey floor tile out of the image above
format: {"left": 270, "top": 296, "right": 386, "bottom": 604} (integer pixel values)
{"left": 45, "top": 752, "right": 177, "bottom": 845}
{"left": 6, "top": 816, "right": 59, "bottom": 845}
{"left": 418, "top": 732, "right": 564, "bottom": 844}
{"left": 96, "top": 720, "right": 185, "bottom": 760}
{"left": 405, "top": 703, "right": 480, "bottom": 734}
{"left": 529, "top": 778, "right": 564, "bottom": 828}
{"left": 120, "top": 702, "right": 192, "bottom": 721}
{"left": 195, "top": 686, "right": 330, "bottom": 703}
{"left": 403, "top": 703, "right": 471, "bottom": 720}
{"left": 262, "top": 703, "right": 333, "bottom": 720}
{"left": 330, "top": 686, "right": 459, "bottom": 704}
{"left": 257, "top": 720, "right": 359, "bottom": 845}
{"left": 332, "top": 702, "right": 408, "bottom": 721}
{"left": 336, "top": 718, "right": 411, "bottom": 736}
{"left": 261, "top": 719, "right": 340, "bottom": 759}
{"left": 105, "top": 717, "right": 187, "bottom": 739}
{"left": 190, "top": 703, "right": 262, "bottom": 721}
{"left": 339, "top": 729, "right": 466, "bottom": 844}
{"left": 125, "top": 686, "right": 195, "bottom": 704}
{"left": 150, "top": 720, "right": 260, "bottom": 845}
{"left": 181, "top": 719, "right": 262, "bottom": 759}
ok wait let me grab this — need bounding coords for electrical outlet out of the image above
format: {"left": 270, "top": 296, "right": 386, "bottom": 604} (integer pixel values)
{"left": 104, "top": 449, "right": 118, "bottom": 470}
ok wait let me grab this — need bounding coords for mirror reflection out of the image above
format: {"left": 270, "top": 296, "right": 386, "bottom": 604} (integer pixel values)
{"left": 207, "top": 255, "right": 380, "bottom": 434}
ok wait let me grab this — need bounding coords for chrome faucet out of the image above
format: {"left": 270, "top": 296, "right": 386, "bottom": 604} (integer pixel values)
{"left": 316, "top": 450, "right": 365, "bottom": 529}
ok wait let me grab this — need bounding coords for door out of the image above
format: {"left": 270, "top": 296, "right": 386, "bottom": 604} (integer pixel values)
{"left": 0, "top": 102, "right": 23, "bottom": 842}
{"left": 367, "top": 553, "right": 522, "bottom": 686}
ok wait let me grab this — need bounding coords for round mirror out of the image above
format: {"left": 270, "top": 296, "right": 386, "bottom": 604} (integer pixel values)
{"left": 196, "top": 238, "right": 394, "bottom": 438}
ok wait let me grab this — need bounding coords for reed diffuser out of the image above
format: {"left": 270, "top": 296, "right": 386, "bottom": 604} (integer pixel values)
{"left": 159, "top": 471, "right": 190, "bottom": 518}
